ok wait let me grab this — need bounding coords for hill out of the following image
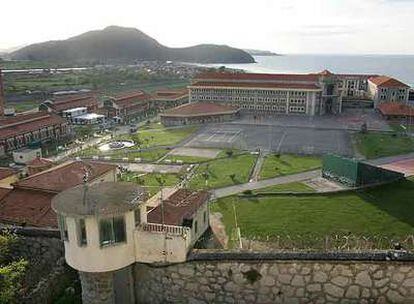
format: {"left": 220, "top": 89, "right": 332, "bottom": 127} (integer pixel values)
{"left": 244, "top": 48, "right": 280, "bottom": 56}
{"left": 11, "top": 26, "right": 255, "bottom": 64}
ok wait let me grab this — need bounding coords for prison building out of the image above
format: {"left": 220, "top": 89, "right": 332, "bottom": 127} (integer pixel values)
{"left": 189, "top": 70, "right": 343, "bottom": 116}
{"left": 0, "top": 160, "right": 117, "bottom": 228}
{"left": 39, "top": 94, "right": 99, "bottom": 114}
{"left": 337, "top": 74, "right": 378, "bottom": 100}
{"left": 0, "top": 112, "right": 71, "bottom": 155}
{"left": 151, "top": 88, "right": 189, "bottom": 111}
{"left": 367, "top": 76, "right": 410, "bottom": 107}
{"left": 377, "top": 102, "right": 414, "bottom": 122}
{"left": 103, "top": 91, "right": 152, "bottom": 123}
{"left": 160, "top": 102, "right": 240, "bottom": 126}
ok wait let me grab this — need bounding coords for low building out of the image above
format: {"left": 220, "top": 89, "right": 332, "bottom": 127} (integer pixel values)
{"left": 160, "top": 102, "right": 240, "bottom": 126}
{"left": 0, "top": 112, "right": 71, "bottom": 155}
{"left": 377, "top": 102, "right": 414, "bottom": 122}
{"left": 151, "top": 88, "right": 189, "bottom": 111}
{"left": 39, "top": 94, "right": 99, "bottom": 115}
{"left": 368, "top": 76, "right": 410, "bottom": 107}
{"left": 0, "top": 160, "right": 117, "bottom": 228}
{"left": 104, "top": 91, "right": 152, "bottom": 123}
{"left": 12, "top": 147, "right": 42, "bottom": 164}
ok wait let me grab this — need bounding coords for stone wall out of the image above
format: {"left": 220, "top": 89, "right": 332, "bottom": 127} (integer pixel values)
{"left": 79, "top": 271, "right": 115, "bottom": 304}
{"left": 5, "top": 227, "right": 77, "bottom": 304}
{"left": 134, "top": 252, "right": 414, "bottom": 304}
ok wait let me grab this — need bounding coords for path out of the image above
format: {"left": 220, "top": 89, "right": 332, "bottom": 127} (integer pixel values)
{"left": 249, "top": 151, "right": 265, "bottom": 182}
{"left": 212, "top": 170, "right": 320, "bottom": 198}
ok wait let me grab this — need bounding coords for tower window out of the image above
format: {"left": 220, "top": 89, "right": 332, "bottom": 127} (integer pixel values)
{"left": 99, "top": 216, "right": 126, "bottom": 247}
{"left": 58, "top": 214, "right": 68, "bottom": 241}
{"left": 77, "top": 218, "right": 87, "bottom": 246}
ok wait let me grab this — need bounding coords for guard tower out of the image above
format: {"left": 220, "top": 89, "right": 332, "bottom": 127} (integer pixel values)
{"left": 52, "top": 182, "right": 147, "bottom": 304}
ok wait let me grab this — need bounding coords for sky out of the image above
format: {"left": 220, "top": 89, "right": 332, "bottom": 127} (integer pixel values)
{"left": 1, "top": 0, "right": 414, "bottom": 55}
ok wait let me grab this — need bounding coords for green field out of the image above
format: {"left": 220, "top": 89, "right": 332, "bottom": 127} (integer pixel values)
{"left": 212, "top": 178, "right": 414, "bottom": 247}
{"left": 120, "top": 172, "right": 182, "bottom": 196}
{"left": 355, "top": 132, "right": 414, "bottom": 159}
{"left": 253, "top": 182, "right": 315, "bottom": 194}
{"left": 188, "top": 154, "right": 257, "bottom": 189}
{"left": 120, "top": 126, "right": 198, "bottom": 148}
{"left": 259, "top": 154, "right": 322, "bottom": 180}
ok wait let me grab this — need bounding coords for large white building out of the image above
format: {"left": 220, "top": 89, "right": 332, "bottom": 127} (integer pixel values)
{"left": 188, "top": 70, "right": 411, "bottom": 116}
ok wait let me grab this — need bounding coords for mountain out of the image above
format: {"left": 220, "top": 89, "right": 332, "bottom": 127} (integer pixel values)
{"left": 244, "top": 49, "right": 281, "bottom": 56}
{"left": 11, "top": 26, "right": 255, "bottom": 64}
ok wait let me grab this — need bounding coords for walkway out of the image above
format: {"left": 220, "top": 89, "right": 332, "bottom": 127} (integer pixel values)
{"left": 212, "top": 170, "right": 320, "bottom": 198}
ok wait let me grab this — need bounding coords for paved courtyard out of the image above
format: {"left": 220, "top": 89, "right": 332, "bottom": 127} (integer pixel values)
{"left": 168, "top": 147, "right": 221, "bottom": 158}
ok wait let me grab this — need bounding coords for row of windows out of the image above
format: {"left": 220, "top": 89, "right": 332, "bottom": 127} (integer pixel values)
{"left": 58, "top": 214, "right": 127, "bottom": 247}
{"left": 289, "top": 106, "right": 306, "bottom": 113}
{"left": 192, "top": 89, "right": 309, "bottom": 96}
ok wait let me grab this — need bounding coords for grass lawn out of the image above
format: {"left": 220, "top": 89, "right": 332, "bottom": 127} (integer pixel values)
{"left": 354, "top": 132, "right": 414, "bottom": 159}
{"left": 120, "top": 172, "right": 182, "bottom": 196}
{"left": 253, "top": 182, "right": 315, "bottom": 194}
{"left": 188, "top": 154, "right": 257, "bottom": 189}
{"left": 259, "top": 154, "right": 321, "bottom": 180}
{"left": 119, "top": 126, "right": 198, "bottom": 148}
{"left": 211, "top": 178, "right": 414, "bottom": 247}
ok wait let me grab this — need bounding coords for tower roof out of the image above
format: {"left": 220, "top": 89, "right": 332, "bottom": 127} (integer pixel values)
{"left": 52, "top": 182, "right": 147, "bottom": 217}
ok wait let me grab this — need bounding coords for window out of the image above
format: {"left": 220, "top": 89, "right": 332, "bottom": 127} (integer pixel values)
{"left": 77, "top": 219, "right": 87, "bottom": 246}
{"left": 58, "top": 214, "right": 68, "bottom": 241}
{"left": 134, "top": 209, "right": 141, "bottom": 226}
{"left": 194, "top": 220, "right": 198, "bottom": 235}
{"left": 203, "top": 211, "right": 207, "bottom": 224}
{"left": 99, "top": 216, "right": 126, "bottom": 246}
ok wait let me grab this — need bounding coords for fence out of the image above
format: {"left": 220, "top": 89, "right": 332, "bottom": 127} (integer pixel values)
{"left": 140, "top": 223, "right": 190, "bottom": 236}
{"left": 235, "top": 234, "right": 414, "bottom": 252}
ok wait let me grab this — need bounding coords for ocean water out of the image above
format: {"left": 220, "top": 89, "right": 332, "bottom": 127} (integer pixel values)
{"left": 200, "top": 55, "right": 414, "bottom": 87}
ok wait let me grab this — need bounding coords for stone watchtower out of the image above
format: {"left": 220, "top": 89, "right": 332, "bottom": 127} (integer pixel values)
{"left": 52, "top": 182, "right": 147, "bottom": 304}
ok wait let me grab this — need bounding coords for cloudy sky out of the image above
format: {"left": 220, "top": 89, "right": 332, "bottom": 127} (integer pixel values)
{"left": 1, "top": 0, "right": 413, "bottom": 54}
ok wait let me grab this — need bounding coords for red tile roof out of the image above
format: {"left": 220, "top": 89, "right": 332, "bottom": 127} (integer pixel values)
{"left": 378, "top": 102, "right": 414, "bottom": 117}
{"left": 195, "top": 72, "right": 320, "bottom": 82}
{"left": 147, "top": 189, "right": 209, "bottom": 226}
{"left": 0, "top": 189, "right": 57, "bottom": 228}
{"left": 0, "top": 188, "right": 11, "bottom": 201}
{"left": 161, "top": 102, "right": 239, "bottom": 118}
{"left": 190, "top": 81, "right": 321, "bottom": 90}
{"left": 0, "top": 167, "right": 16, "bottom": 180}
{"left": 14, "top": 161, "right": 117, "bottom": 193}
{"left": 0, "top": 112, "right": 67, "bottom": 140}
{"left": 111, "top": 91, "right": 150, "bottom": 109}
{"left": 152, "top": 89, "right": 189, "bottom": 100}
{"left": 369, "top": 76, "right": 410, "bottom": 88}
{"left": 27, "top": 157, "right": 54, "bottom": 167}
{"left": 52, "top": 95, "right": 98, "bottom": 112}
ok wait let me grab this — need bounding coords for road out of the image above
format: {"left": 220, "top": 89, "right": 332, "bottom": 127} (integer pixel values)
{"left": 212, "top": 170, "right": 320, "bottom": 199}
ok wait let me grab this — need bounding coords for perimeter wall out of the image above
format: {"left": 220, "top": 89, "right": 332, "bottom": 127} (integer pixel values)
{"left": 133, "top": 251, "right": 414, "bottom": 304}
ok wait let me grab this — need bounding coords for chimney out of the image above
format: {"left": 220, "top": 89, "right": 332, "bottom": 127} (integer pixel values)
{"left": 0, "top": 69, "right": 4, "bottom": 116}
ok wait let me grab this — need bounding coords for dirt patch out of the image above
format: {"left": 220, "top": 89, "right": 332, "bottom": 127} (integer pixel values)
{"left": 304, "top": 177, "right": 345, "bottom": 192}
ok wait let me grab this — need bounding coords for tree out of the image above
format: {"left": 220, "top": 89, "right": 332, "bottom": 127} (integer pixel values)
{"left": 0, "top": 230, "right": 28, "bottom": 304}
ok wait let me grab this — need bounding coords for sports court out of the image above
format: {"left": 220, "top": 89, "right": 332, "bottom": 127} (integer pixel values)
{"left": 186, "top": 124, "right": 353, "bottom": 156}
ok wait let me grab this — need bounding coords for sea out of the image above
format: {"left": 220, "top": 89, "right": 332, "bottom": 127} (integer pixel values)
{"left": 198, "top": 54, "right": 414, "bottom": 87}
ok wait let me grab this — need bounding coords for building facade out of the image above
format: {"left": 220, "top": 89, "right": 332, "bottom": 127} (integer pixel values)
{"left": 160, "top": 102, "right": 240, "bottom": 126}
{"left": 368, "top": 76, "right": 411, "bottom": 107}
{"left": 103, "top": 91, "right": 152, "bottom": 123}
{"left": 189, "top": 71, "right": 411, "bottom": 116}
{"left": 189, "top": 71, "right": 343, "bottom": 116}
{"left": 0, "top": 112, "right": 71, "bottom": 155}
